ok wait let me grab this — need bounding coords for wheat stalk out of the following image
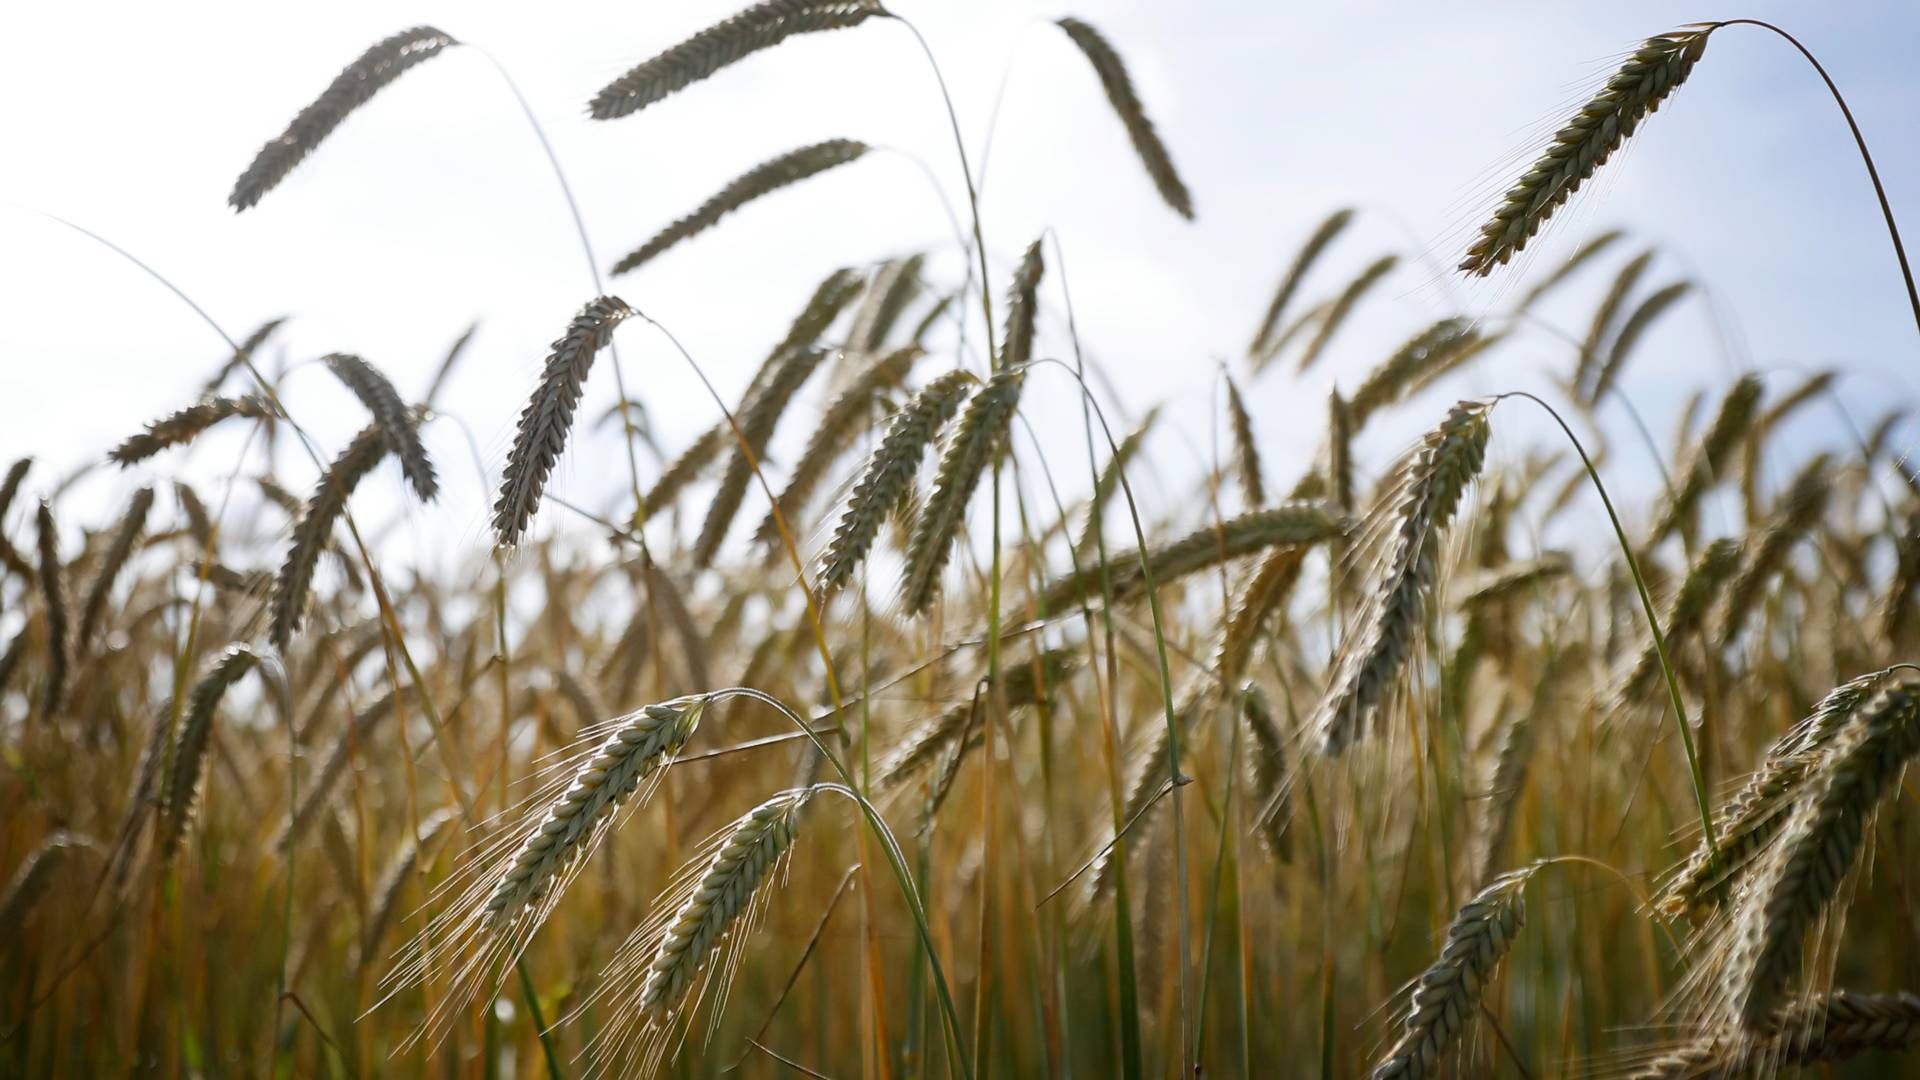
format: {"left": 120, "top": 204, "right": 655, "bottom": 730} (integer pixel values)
{"left": 818, "top": 370, "right": 973, "bottom": 591}
{"left": 1459, "top": 28, "right": 1711, "bottom": 275}
{"left": 321, "top": 353, "right": 437, "bottom": 501}
{"left": 492, "top": 297, "right": 635, "bottom": 547}
{"left": 612, "top": 140, "right": 870, "bottom": 274}
{"left": 1370, "top": 867, "right": 1534, "bottom": 1078}
{"left": 1249, "top": 208, "right": 1353, "bottom": 358}
{"left": 589, "top": 0, "right": 888, "bottom": 120}
{"left": 1056, "top": 18, "right": 1194, "bottom": 219}
{"left": 1313, "top": 401, "right": 1492, "bottom": 754}
{"left": 229, "top": 26, "right": 457, "bottom": 211}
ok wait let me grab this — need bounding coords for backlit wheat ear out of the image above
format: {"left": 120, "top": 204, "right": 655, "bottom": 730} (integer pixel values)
{"left": 1237, "top": 684, "right": 1293, "bottom": 859}
{"left": 901, "top": 367, "right": 1026, "bottom": 615}
{"left": 1313, "top": 401, "right": 1492, "bottom": 755}
{"left": 203, "top": 316, "right": 289, "bottom": 392}
{"left": 1075, "top": 407, "right": 1159, "bottom": 553}
{"left": 607, "top": 786, "right": 817, "bottom": 1061}
{"left": 1575, "top": 249, "right": 1655, "bottom": 394}
{"left": 321, "top": 353, "right": 437, "bottom": 501}
{"left": 589, "top": 0, "right": 888, "bottom": 120}
{"left": 1588, "top": 280, "right": 1691, "bottom": 404}
{"left": 1719, "top": 454, "right": 1831, "bottom": 645}
{"left": 76, "top": 485, "right": 154, "bottom": 649}
{"left": 818, "top": 369, "right": 973, "bottom": 591}
{"left": 1250, "top": 208, "right": 1353, "bottom": 358}
{"left": 360, "top": 807, "right": 458, "bottom": 969}
{"left": 1056, "top": 18, "right": 1194, "bottom": 219}
{"left": 0, "top": 457, "right": 30, "bottom": 522}
{"left": 483, "top": 695, "right": 709, "bottom": 930}
{"left": 1770, "top": 989, "right": 1920, "bottom": 1064}
{"left": 1456, "top": 552, "right": 1572, "bottom": 609}
{"left": 1001, "top": 239, "right": 1047, "bottom": 368}
{"left": 1217, "top": 546, "right": 1309, "bottom": 686}
{"left": 1613, "top": 538, "right": 1743, "bottom": 712}
{"left": 173, "top": 482, "right": 215, "bottom": 549}
{"left": 492, "top": 297, "right": 635, "bottom": 548}
{"left": 1659, "top": 669, "right": 1891, "bottom": 917}
{"left": 875, "top": 649, "right": 1076, "bottom": 792}
{"left": 1649, "top": 375, "right": 1764, "bottom": 543}
{"left": 156, "top": 645, "right": 262, "bottom": 862}
{"left": 1297, "top": 254, "right": 1398, "bottom": 372}
{"left": 269, "top": 422, "right": 392, "bottom": 650}
{"left": 1347, "top": 318, "right": 1481, "bottom": 429}
{"left": 1459, "top": 28, "right": 1712, "bottom": 275}
{"left": 34, "top": 501, "right": 68, "bottom": 715}
{"left": 1370, "top": 866, "right": 1534, "bottom": 1079}
{"left": 1513, "top": 228, "right": 1624, "bottom": 311}
{"left": 1224, "top": 376, "right": 1264, "bottom": 508}
{"left": 692, "top": 347, "right": 830, "bottom": 567}
{"left": 849, "top": 253, "right": 925, "bottom": 351}
{"left": 279, "top": 687, "right": 409, "bottom": 850}
{"left": 0, "top": 832, "right": 88, "bottom": 928}
{"left": 108, "top": 396, "right": 277, "bottom": 467}
{"left": 753, "top": 346, "right": 920, "bottom": 550}
{"left": 1728, "top": 670, "right": 1920, "bottom": 1030}
{"left": 1045, "top": 501, "right": 1349, "bottom": 612}
{"left": 613, "top": 140, "right": 869, "bottom": 275}
{"left": 228, "top": 26, "right": 458, "bottom": 211}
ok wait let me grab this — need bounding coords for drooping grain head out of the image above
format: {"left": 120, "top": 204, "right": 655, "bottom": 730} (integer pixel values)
{"left": 229, "top": 27, "right": 458, "bottom": 211}
{"left": 1056, "top": 17, "right": 1194, "bottom": 219}
{"left": 1460, "top": 28, "right": 1711, "bottom": 275}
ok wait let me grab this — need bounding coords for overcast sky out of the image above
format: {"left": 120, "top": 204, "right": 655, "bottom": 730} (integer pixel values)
{"left": 3, "top": 1, "right": 1915, "bottom": 566}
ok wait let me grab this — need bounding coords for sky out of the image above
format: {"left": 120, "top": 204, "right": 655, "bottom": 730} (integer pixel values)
{"left": 2, "top": 1, "right": 1916, "bottom": 569}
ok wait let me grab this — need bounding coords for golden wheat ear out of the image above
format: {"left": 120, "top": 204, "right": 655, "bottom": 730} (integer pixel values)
{"left": 229, "top": 27, "right": 458, "bottom": 211}
{"left": 588, "top": 0, "right": 889, "bottom": 120}
{"left": 1460, "top": 28, "right": 1711, "bottom": 275}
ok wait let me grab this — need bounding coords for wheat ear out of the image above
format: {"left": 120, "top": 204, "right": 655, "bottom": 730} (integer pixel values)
{"left": 875, "top": 649, "right": 1076, "bottom": 792}
{"left": 483, "top": 695, "right": 709, "bottom": 930}
{"left": 1047, "top": 501, "right": 1347, "bottom": 612}
{"left": 1514, "top": 228, "right": 1624, "bottom": 311}
{"left": 280, "top": 687, "right": 410, "bottom": 851}
{"left": 1055, "top": 18, "right": 1194, "bottom": 219}
{"left": 1573, "top": 248, "right": 1655, "bottom": 393}
{"left": 1249, "top": 208, "right": 1353, "bottom": 358}
{"left": 1588, "top": 280, "right": 1692, "bottom": 403}
{"left": 1347, "top": 318, "right": 1481, "bottom": 429}
{"left": 818, "top": 370, "right": 973, "bottom": 591}
{"left": 202, "top": 316, "right": 289, "bottom": 392}
{"left": 901, "top": 367, "right": 1026, "bottom": 615}
{"left": 1650, "top": 375, "right": 1764, "bottom": 543}
{"left": 753, "top": 346, "right": 920, "bottom": 549}
{"left": 75, "top": 485, "right": 154, "bottom": 649}
{"left": 321, "top": 353, "right": 437, "bottom": 501}
{"left": 1370, "top": 867, "right": 1534, "bottom": 1078}
{"left": 1296, "top": 254, "right": 1398, "bottom": 372}
{"left": 692, "top": 347, "right": 830, "bottom": 567}
{"left": 1459, "top": 28, "right": 1711, "bottom": 275}
{"left": 1728, "top": 670, "right": 1920, "bottom": 1029}
{"left": 229, "top": 27, "right": 457, "bottom": 211}
{"left": 1237, "top": 684, "right": 1293, "bottom": 859}
{"left": 33, "top": 501, "right": 68, "bottom": 715}
{"left": 637, "top": 786, "right": 814, "bottom": 1015}
{"left": 1719, "top": 454, "right": 1831, "bottom": 645}
{"left": 156, "top": 645, "right": 262, "bottom": 861}
{"left": 269, "top": 422, "right": 392, "bottom": 649}
{"left": 1313, "top": 401, "right": 1492, "bottom": 754}
{"left": 1224, "top": 375, "right": 1265, "bottom": 508}
{"left": 1613, "top": 538, "right": 1743, "bottom": 711}
{"left": 612, "top": 140, "right": 870, "bottom": 274}
{"left": 492, "top": 297, "right": 635, "bottom": 547}
{"left": 589, "top": 0, "right": 887, "bottom": 119}
{"left": 108, "top": 396, "right": 277, "bottom": 467}
{"left": 849, "top": 253, "right": 925, "bottom": 351}
{"left": 1659, "top": 669, "right": 1892, "bottom": 917}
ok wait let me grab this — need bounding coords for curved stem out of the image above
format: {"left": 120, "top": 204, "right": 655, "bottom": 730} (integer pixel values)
{"left": 721, "top": 689, "right": 971, "bottom": 1080}
{"left": 1715, "top": 19, "right": 1920, "bottom": 347}
{"left": 1495, "top": 391, "right": 1717, "bottom": 854}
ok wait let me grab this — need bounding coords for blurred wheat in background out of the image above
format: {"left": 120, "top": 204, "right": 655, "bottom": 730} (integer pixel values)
{"left": 5, "top": 4, "right": 1920, "bottom": 1077}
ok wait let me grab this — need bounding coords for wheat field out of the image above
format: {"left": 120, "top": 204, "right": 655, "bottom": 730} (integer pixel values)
{"left": 4, "top": 6, "right": 1920, "bottom": 1077}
